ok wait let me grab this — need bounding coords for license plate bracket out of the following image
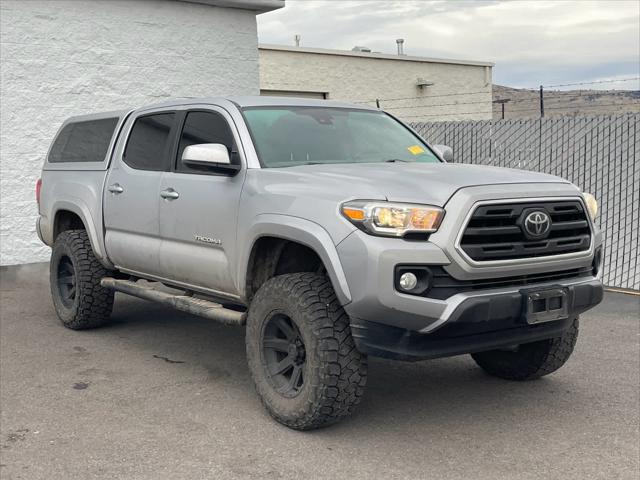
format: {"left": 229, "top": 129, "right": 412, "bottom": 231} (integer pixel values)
{"left": 522, "top": 287, "right": 569, "bottom": 324}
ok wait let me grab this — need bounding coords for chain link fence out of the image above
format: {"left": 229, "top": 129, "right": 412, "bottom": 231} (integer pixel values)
{"left": 411, "top": 114, "right": 640, "bottom": 291}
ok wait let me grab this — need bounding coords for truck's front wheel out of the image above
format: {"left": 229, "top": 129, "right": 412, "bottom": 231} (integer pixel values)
{"left": 471, "top": 318, "right": 579, "bottom": 380}
{"left": 245, "top": 273, "right": 367, "bottom": 430}
{"left": 50, "top": 230, "right": 114, "bottom": 329}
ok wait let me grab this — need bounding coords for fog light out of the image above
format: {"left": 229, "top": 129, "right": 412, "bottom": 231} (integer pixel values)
{"left": 399, "top": 272, "right": 418, "bottom": 291}
{"left": 395, "top": 266, "right": 434, "bottom": 295}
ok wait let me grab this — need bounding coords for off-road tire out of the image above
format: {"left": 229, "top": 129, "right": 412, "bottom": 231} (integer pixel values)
{"left": 471, "top": 318, "right": 579, "bottom": 381}
{"left": 50, "top": 230, "right": 114, "bottom": 329}
{"left": 245, "top": 273, "right": 368, "bottom": 430}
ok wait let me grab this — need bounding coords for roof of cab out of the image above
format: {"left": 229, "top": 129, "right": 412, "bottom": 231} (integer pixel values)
{"left": 59, "top": 97, "right": 379, "bottom": 127}
{"left": 135, "top": 95, "right": 378, "bottom": 113}
{"left": 229, "top": 96, "right": 376, "bottom": 109}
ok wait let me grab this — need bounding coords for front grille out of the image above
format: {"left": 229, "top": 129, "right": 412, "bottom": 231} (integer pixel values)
{"left": 460, "top": 200, "right": 591, "bottom": 261}
{"left": 425, "top": 265, "right": 593, "bottom": 300}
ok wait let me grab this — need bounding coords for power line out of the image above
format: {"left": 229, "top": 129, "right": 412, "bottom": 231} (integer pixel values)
{"left": 498, "top": 102, "right": 640, "bottom": 114}
{"left": 543, "top": 77, "right": 640, "bottom": 88}
{"left": 352, "top": 89, "right": 492, "bottom": 104}
{"left": 536, "top": 88, "right": 638, "bottom": 97}
{"left": 494, "top": 90, "right": 639, "bottom": 102}
{"left": 400, "top": 110, "right": 494, "bottom": 119}
{"left": 384, "top": 98, "right": 500, "bottom": 110}
{"left": 353, "top": 76, "right": 639, "bottom": 106}
{"left": 382, "top": 91, "right": 639, "bottom": 111}
{"left": 369, "top": 91, "right": 638, "bottom": 110}
{"left": 398, "top": 101, "right": 640, "bottom": 119}
{"left": 494, "top": 100, "right": 640, "bottom": 110}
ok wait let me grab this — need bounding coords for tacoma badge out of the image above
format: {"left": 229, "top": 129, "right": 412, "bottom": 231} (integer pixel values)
{"left": 194, "top": 235, "right": 221, "bottom": 246}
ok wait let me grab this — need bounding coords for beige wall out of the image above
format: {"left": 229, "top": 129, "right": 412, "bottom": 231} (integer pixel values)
{"left": 259, "top": 46, "right": 493, "bottom": 122}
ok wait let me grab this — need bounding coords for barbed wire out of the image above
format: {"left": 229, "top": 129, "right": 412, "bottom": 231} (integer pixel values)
{"left": 400, "top": 110, "right": 492, "bottom": 119}
{"left": 398, "top": 102, "right": 640, "bottom": 119}
{"left": 495, "top": 89, "right": 639, "bottom": 100}
{"left": 353, "top": 76, "right": 640, "bottom": 106}
{"left": 492, "top": 102, "right": 639, "bottom": 112}
{"left": 543, "top": 77, "right": 640, "bottom": 88}
{"left": 384, "top": 98, "right": 505, "bottom": 110}
{"left": 370, "top": 90, "right": 639, "bottom": 108}
{"left": 497, "top": 102, "right": 640, "bottom": 114}
{"left": 351, "top": 89, "right": 492, "bottom": 104}
{"left": 380, "top": 91, "right": 640, "bottom": 111}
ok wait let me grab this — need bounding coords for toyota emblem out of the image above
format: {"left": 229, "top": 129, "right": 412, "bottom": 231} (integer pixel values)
{"left": 523, "top": 210, "right": 551, "bottom": 239}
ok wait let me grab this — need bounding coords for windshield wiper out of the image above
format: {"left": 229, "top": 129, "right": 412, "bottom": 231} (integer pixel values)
{"left": 384, "top": 158, "right": 412, "bottom": 163}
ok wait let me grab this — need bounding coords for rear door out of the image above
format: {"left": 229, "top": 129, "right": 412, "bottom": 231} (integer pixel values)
{"left": 157, "top": 107, "right": 246, "bottom": 297}
{"left": 103, "top": 110, "right": 178, "bottom": 277}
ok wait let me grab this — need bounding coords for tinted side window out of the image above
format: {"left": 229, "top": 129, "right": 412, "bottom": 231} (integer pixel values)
{"left": 124, "top": 113, "right": 176, "bottom": 171}
{"left": 177, "top": 111, "right": 237, "bottom": 172}
{"left": 49, "top": 117, "right": 119, "bottom": 163}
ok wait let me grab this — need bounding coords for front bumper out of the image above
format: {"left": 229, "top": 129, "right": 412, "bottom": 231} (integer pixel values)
{"left": 337, "top": 229, "right": 601, "bottom": 333}
{"left": 349, "top": 278, "right": 603, "bottom": 361}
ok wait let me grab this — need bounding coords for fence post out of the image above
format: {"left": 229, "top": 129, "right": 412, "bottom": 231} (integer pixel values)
{"left": 493, "top": 98, "right": 510, "bottom": 120}
{"left": 539, "top": 85, "right": 545, "bottom": 118}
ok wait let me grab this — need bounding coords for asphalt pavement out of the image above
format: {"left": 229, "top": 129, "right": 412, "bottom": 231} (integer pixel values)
{"left": 1, "top": 263, "right": 638, "bottom": 480}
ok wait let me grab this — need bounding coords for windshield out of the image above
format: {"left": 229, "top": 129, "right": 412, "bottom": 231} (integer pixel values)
{"left": 242, "top": 107, "right": 441, "bottom": 168}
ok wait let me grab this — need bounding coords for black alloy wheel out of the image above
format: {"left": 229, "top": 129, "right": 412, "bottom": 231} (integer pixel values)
{"left": 245, "top": 273, "right": 368, "bottom": 429}
{"left": 262, "top": 313, "right": 306, "bottom": 397}
{"left": 56, "top": 255, "right": 77, "bottom": 308}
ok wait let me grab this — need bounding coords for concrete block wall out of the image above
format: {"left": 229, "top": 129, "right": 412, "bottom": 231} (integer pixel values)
{"left": 259, "top": 46, "right": 493, "bottom": 122}
{"left": 1, "top": 0, "right": 261, "bottom": 265}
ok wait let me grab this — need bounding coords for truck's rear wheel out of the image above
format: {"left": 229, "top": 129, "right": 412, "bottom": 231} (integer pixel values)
{"left": 471, "top": 318, "right": 579, "bottom": 380}
{"left": 245, "top": 273, "right": 367, "bottom": 430}
{"left": 50, "top": 230, "right": 114, "bottom": 329}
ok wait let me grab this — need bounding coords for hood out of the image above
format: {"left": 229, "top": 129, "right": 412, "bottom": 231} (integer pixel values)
{"left": 264, "top": 162, "right": 568, "bottom": 206}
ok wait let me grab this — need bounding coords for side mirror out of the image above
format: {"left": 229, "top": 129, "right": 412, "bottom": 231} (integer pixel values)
{"left": 433, "top": 144, "right": 453, "bottom": 162}
{"left": 182, "top": 143, "right": 240, "bottom": 174}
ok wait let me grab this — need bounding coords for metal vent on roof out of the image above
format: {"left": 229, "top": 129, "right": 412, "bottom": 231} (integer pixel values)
{"left": 352, "top": 46, "right": 372, "bottom": 52}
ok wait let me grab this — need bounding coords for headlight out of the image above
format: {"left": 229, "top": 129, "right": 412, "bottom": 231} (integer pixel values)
{"left": 583, "top": 192, "right": 598, "bottom": 221}
{"left": 341, "top": 201, "right": 444, "bottom": 237}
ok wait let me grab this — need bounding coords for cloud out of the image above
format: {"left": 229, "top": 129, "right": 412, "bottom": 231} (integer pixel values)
{"left": 257, "top": 0, "right": 640, "bottom": 89}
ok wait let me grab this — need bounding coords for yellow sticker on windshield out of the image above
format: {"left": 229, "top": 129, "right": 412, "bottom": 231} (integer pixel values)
{"left": 408, "top": 145, "right": 425, "bottom": 155}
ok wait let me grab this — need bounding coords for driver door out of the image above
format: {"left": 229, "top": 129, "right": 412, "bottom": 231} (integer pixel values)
{"left": 157, "top": 107, "right": 246, "bottom": 297}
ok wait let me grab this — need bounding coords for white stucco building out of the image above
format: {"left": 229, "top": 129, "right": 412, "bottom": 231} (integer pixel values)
{"left": 0, "top": 1, "right": 493, "bottom": 266}
{"left": 0, "top": 0, "right": 282, "bottom": 265}
{"left": 259, "top": 44, "right": 493, "bottom": 122}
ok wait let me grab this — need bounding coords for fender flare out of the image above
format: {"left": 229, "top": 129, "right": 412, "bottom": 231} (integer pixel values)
{"left": 238, "top": 214, "right": 352, "bottom": 305}
{"left": 50, "top": 199, "right": 113, "bottom": 268}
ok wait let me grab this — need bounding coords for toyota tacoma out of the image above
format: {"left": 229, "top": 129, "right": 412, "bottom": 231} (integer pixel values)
{"left": 36, "top": 97, "right": 604, "bottom": 429}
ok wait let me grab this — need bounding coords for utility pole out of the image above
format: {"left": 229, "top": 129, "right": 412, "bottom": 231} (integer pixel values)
{"left": 493, "top": 98, "right": 510, "bottom": 120}
{"left": 539, "top": 85, "right": 545, "bottom": 117}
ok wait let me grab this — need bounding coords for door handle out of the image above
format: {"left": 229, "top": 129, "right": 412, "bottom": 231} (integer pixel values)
{"left": 160, "top": 188, "right": 180, "bottom": 200}
{"left": 108, "top": 183, "right": 124, "bottom": 194}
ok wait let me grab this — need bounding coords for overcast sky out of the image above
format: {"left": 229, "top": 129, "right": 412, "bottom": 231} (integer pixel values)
{"left": 257, "top": 0, "right": 640, "bottom": 90}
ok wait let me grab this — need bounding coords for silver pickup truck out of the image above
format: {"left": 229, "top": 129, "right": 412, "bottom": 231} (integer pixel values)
{"left": 37, "top": 97, "right": 603, "bottom": 429}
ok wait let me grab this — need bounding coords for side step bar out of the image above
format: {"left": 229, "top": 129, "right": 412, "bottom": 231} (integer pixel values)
{"left": 100, "top": 277, "right": 246, "bottom": 325}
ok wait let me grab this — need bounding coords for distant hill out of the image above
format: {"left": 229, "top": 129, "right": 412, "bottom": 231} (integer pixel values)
{"left": 492, "top": 85, "right": 640, "bottom": 119}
